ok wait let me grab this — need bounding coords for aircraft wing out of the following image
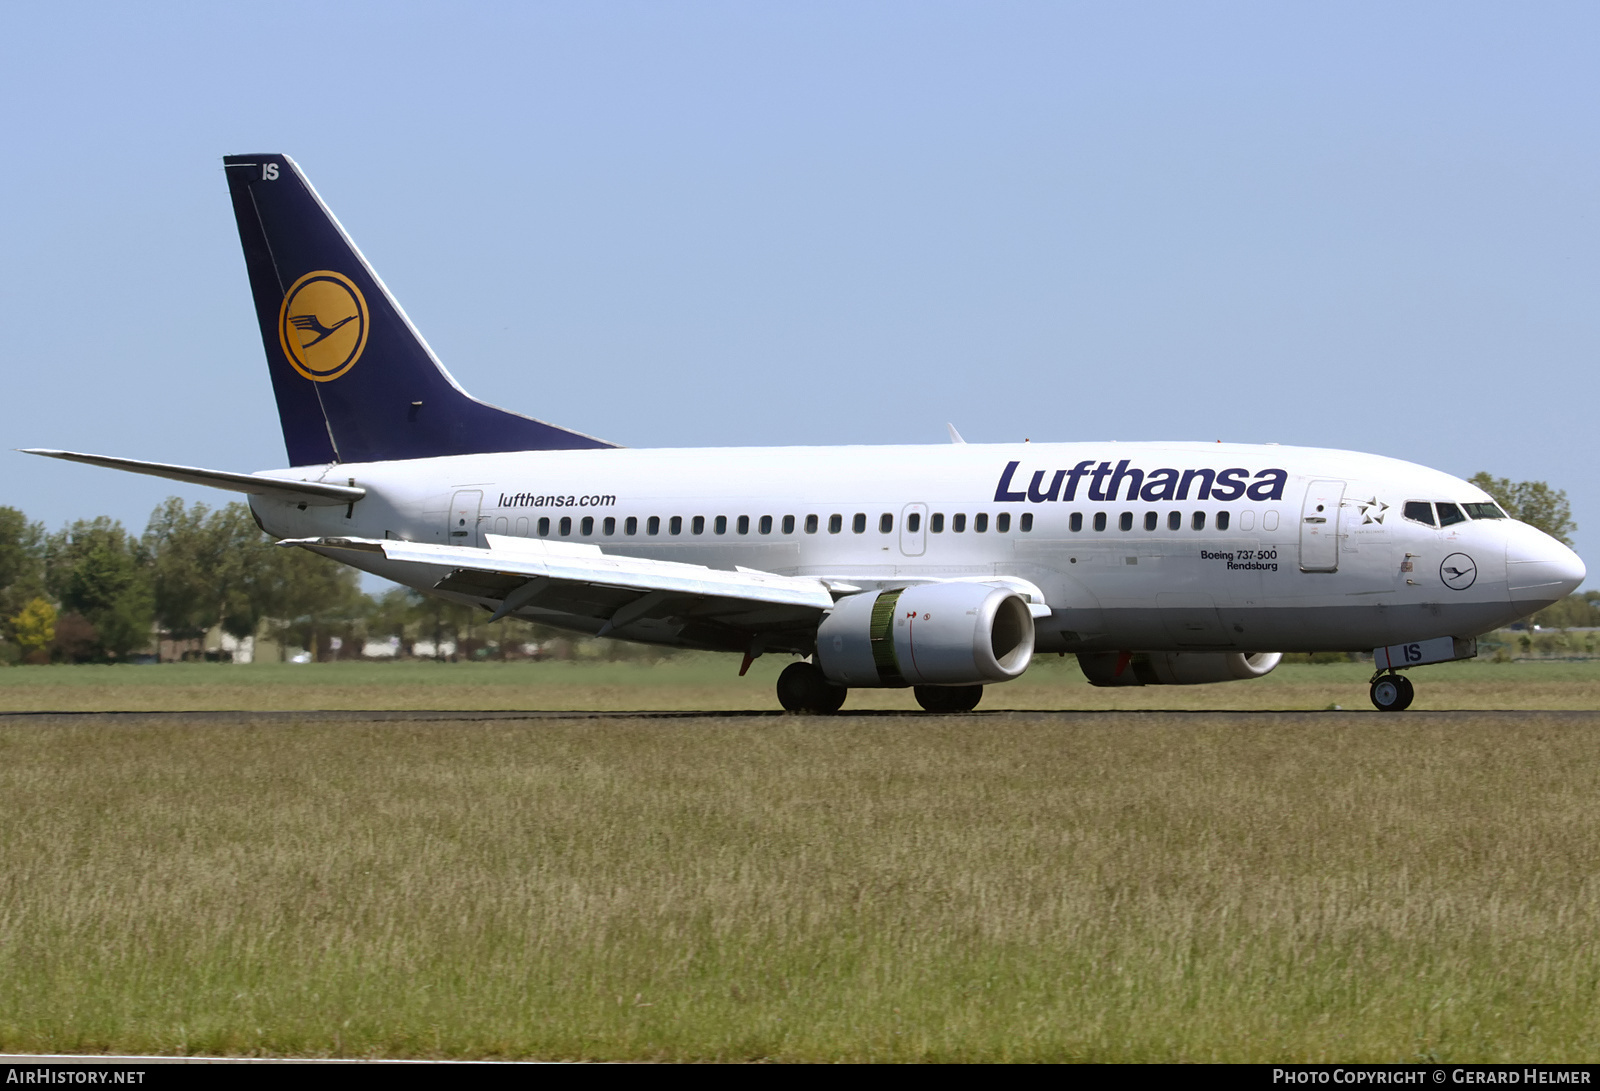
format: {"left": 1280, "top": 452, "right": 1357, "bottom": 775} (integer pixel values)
{"left": 21, "top": 449, "right": 366, "bottom": 506}
{"left": 281, "top": 533, "right": 836, "bottom": 650}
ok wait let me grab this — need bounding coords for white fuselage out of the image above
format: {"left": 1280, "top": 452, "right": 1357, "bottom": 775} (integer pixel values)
{"left": 249, "top": 440, "right": 1584, "bottom": 655}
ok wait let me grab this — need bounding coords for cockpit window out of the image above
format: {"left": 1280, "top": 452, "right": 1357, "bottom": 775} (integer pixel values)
{"left": 1465, "top": 502, "right": 1506, "bottom": 520}
{"left": 1436, "top": 502, "right": 1467, "bottom": 527}
{"left": 1403, "top": 501, "right": 1435, "bottom": 526}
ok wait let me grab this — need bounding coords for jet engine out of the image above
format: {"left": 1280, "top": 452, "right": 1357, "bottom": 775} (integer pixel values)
{"left": 1077, "top": 650, "right": 1283, "bottom": 687}
{"left": 816, "top": 583, "right": 1035, "bottom": 687}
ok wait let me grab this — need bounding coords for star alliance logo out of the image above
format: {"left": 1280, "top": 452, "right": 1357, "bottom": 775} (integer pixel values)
{"left": 1357, "top": 498, "right": 1388, "bottom": 524}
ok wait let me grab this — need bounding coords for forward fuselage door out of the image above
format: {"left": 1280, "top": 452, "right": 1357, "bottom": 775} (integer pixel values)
{"left": 900, "top": 502, "right": 928, "bottom": 557}
{"left": 448, "top": 489, "right": 485, "bottom": 548}
{"left": 1299, "top": 480, "right": 1345, "bottom": 572}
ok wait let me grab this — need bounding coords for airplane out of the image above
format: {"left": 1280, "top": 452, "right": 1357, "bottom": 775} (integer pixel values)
{"left": 25, "top": 154, "right": 1586, "bottom": 713}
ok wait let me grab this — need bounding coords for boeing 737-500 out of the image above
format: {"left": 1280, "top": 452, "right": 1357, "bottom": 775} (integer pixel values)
{"left": 25, "top": 155, "right": 1586, "bottom": 712}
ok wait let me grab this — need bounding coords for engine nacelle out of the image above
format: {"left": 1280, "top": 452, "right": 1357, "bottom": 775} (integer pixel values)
{"left": 816, "top": 583, "right": 1035, "bottom": 687}
{"left": 1077, "top": 650, "right": 1283, "bottom": 687}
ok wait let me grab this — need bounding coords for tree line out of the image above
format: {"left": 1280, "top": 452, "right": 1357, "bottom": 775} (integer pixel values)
{"left": 0, "top": 499, "right": 591, "bottom": 665}
{"left": 0, "top": 474, "right": 1586, "bottom": 664}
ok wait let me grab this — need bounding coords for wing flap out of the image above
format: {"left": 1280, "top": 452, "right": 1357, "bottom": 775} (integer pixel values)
{"left": 283, "top": 535, "right": 837, "bottom": 629}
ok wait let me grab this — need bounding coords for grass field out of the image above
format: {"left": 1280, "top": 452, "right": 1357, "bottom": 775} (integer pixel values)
{"left": 3, "top": 662, "right": 1600, "bottom": 1061}
{"left": 4, "top": 653, "right": 1600, "bottom": 712}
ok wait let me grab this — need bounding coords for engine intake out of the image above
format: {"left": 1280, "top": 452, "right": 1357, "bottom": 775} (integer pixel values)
{"left": 817, "top": 584, "right": 1035, "bottom": 687}
{"left": 1077, "top": 651, "right": 1283, "bottom": 686}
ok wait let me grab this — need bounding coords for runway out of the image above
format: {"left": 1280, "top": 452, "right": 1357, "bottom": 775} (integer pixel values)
{"left": 2, "top": 708, "right": 1597, "bottom": 725}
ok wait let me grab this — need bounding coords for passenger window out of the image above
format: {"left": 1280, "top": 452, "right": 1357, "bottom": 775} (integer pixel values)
{"left": 974, "top": 513, "right": 988, "bottom": 533}
{"left": 1168, "top": 511, "right": 1182, "bottom": 531}
{"left": 1019, "top": 513, "right": 1032, "bottom": 532}
{"left": 782, "top": 515, "right": 795, "bottom": 534}
{"left": 805, "top": 514, "right": 818, "bottom": 534}
{"left": 879, "top": 513, "right": 893, "bottom": 533}
{"left": 692, "top": 515, "right": 705, "bottom": 535}
{"left": 625, "top": 517, "right": 637, "bottom": 535}
{"left": 1238, "top": 510, "right": 1254, "bottom": 531}
{"left": 1437, "top": 502, "right": 1466, "bottom": 527}
{"left": 538, "top": 517, "right": 550, "bottom": 537}
{"left": 603, "top": 517, "right": 615, "bottom": 536}
{"left": 737, "top": 515, "right": 750, "bottom": 534}
{"left": 829, "top": 514, "right": 842, "bottom": 534}
{"left": 853, "top": 513, "right": 867, "bottom": 534}
{"left": 1144, "top": 512, "right": 1158, "bottom": 531}
{"left": 931, "top": 513, "right": 945, "bottom": 533}
{"left": 1465, "top": 503, "right": 1505, "bottom": 520}
{"left": 669, "top": 516, "right": 682, "bottom": 535}
{"left": 580, "top": 516, "right": 594, "bottom": 535}
{"left": 1216, "top": 511, "right": 1229, "bottom": 531}
{"left": 953, "top": 514, "right": 966, "bottom": 533}
{"left": 759, "top": 515, "right": 773, "bottom": 534}
{"left": 1070, "top": 512, "right": 1083, "bottom": 532}
{"left": 646, "top": 516, "right": 659, "bottom": 536}
{"left": 1263, "top": 511, "right": 1279, "bottom": 532}
{"left": 1403, "top": 501, "right": 1436, "bottom": 527}
{"left": 560, "top": 516, "right": 572, "bottom": 536}
{"left": 715, "top": 516, "right": 727, "bottom": 535}
{"left": 1119, "top": 512, "right": 1133, "bottom": 532}
{"left": 1093, "top": 512, "right": 1107, "bottom": 532}
{"left": 907, "top": 512, "right": 921, "bottom": 533}
{"left": 1191, "top": 511, "right": 1205, "bottom": 531}
{"left": 996, "top": 513, "right": 1011, "bottom": 532}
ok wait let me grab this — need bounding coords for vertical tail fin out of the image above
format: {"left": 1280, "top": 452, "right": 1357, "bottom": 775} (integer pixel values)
{"left": 223, "top": 154, "right": 614, "bottom": 466}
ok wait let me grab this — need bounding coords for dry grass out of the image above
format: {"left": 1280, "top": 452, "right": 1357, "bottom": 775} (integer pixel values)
{"left": 1, "top": 710, "right": 1599, "bottom": 1060}
{"left": 2, "top": 655, "right": 1600, "bottom": 713}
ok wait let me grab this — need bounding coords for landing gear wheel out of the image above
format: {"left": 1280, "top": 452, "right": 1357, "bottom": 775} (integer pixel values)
{"left": 914, "top": 685, "right": 984, "bottom": 713}
{"left": 776, "top": 662, "right": 847, "bottom": 714}
{"left": 1370, "top": 673, "right": 1415, "bottom": 712}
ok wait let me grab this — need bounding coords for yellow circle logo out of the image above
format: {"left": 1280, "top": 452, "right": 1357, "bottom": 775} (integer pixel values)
{"left": 277, "top": 270, "right": 368, "bottom": 382}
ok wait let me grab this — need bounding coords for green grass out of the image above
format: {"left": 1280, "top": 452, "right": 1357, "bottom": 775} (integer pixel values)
{"left": 4, "top": 660, "right": 1600, "bottom": 1060}
{"left": 2, "top": 654, "right": 1600, "bottom": 712}
{"left": 2, "top": 712, "right": 1600, "bottom": 1061}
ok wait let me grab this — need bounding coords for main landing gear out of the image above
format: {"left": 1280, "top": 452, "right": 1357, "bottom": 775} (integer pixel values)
{"left": 776, "top": 662, "right": 847, "bottom": 714}
{"left": 774, "top": 663, "right": 987, "bottom": 714}
{"left": 913, "top": 685, "right": 983, "bottom": 713}
{"left": 1369, "top": 672, "right": 1415, "bottom": 712}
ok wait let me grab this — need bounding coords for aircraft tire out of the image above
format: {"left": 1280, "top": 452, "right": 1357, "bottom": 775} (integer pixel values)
{"left": 777, "top": 662, "right": 847, "bottom": 714}
{"left": 914, "top": 684, "right": 984, "bottom": 713}
{"left": 1370, "top": 674, "right": 1414, "bottom": 712}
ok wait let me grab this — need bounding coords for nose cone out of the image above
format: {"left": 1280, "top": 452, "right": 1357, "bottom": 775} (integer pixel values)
{"left": 1504, "top": 522, "right": 1586, "bottom": 610}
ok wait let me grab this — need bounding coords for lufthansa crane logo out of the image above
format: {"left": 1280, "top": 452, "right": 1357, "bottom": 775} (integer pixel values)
{"left": 277, "top": 270, "right": 369, "bottom": 382}
{"left": 1440, "top": 553, "right": 1477, "bottom": 591}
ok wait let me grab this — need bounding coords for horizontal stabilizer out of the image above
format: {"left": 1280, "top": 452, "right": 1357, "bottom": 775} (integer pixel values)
{"left": 21, "top": 449, "right": 366, "bottom": 506}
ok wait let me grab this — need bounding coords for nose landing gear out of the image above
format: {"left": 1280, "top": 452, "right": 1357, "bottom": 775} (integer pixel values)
{"left": 1369, "top": 672, "right": 1415, "bottom": 712}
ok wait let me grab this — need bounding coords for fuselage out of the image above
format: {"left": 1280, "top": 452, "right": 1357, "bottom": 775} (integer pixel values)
{"left": 249, "top": 439, "right": 1585, "bottom": 655}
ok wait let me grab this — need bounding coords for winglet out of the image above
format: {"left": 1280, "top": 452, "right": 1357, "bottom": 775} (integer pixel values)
{"left": 947, "top": 423, "right": 966, "bottom": 444}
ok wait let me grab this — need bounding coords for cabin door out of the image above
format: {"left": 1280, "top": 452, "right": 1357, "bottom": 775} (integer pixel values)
{"left": 447, "top": 490, "right": 485, "bottom": 548}
{"left": 899, "top": 503, "right": 928, "bottom": 556}
{"left": 1299, "top": 480, "right": 1345, "bottom": 573}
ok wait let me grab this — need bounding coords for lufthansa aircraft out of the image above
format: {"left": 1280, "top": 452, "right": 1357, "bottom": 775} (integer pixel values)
{"left": 26, "top": 155, "right": 1586, "bottom": 712}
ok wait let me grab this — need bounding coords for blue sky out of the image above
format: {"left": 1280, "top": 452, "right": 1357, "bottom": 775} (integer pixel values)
{"left": 3, "top": 2, "right": 1597, "bottom": 583}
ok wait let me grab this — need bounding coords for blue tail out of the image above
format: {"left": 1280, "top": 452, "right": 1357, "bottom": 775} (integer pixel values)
{"left": 223, "top": 154, "right": 615, "bottom": 466}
